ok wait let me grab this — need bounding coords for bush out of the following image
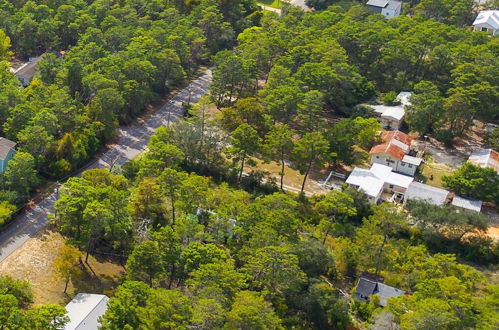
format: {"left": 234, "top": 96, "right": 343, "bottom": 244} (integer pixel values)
{"left": 382, "top": 91, "right": 398, "bottom": 105}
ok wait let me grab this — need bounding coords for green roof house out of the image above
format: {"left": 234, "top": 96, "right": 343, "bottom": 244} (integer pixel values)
{"left": 0, "top": 137, "right": 16, "bottom": 174}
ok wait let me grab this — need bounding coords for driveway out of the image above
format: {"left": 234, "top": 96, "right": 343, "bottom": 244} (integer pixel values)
{"left": 0, "top": 70, "right": 212, "bottom": 263}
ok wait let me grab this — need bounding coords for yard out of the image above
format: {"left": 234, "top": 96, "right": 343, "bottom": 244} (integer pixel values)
{"left": 246, "top": 157, "right": 331, "bottom": 195}
{"left": 0, "top": 230, "right": 123, "bottom": 306}
{"left": 257, "top": 0, "right": 285, "bottom": 8}
{"left": 416, "top": 157, "right": 455, "bottom": 188}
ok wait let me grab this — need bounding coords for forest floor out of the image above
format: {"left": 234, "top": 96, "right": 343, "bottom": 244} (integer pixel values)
{"left": 246, "top": 158, "right": 331, "bottom": 195}
{"left": 0, "top": 230, "right": 123, "bottom": 306}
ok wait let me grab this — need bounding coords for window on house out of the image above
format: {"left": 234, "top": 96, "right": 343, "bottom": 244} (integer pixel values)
{"left": 401, "top": 163, "right": 405, "bottom": 166}
{"left": 376, "top": 156, "right": 379, "bottom": 159}
{"left": 482, "top": 27, "right": 488, "bottom": 32}
{"left": 389, "top": 184, "right": 394, "bottom": 189}
{"left": 408, "top": 164, "right": 413, "bottom": 168}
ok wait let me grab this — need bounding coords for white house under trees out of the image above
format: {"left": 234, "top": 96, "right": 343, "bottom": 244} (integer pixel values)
{"left": 472, "top": 10, "right": 499, "bottom": 36}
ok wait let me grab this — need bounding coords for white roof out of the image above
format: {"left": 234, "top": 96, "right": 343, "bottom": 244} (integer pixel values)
{"left": 346, "top": 167, "right": 385, "bottom": 198}
{"left": 452, "top": 196, "right": 482, "bottom": 212}
{"left": 346, "top": 164, "right": 414, "bottom": 198}
{"left": 406, "top": 182, "right": 449, "bottom": 205}
{"left": 402, "top": 155, "right": 423, "bottom": 166}
{"left": 64, "top": 293, "right": 109, "bottom": 330}
{"left": 371, "top": 105, "right": 405, "bottom": 121}
{"left": 367, "top": 0, "right": 389, "bottom": 8}
{"left": 473, "top": 10, "right": 499, "bottom": 29}
{"left": 468, "top": 149, "right": 499, "bottom": 173}
{"left": 371, "top": 163, "right": 413, "bottom": 188}
{"left": 396, "top": 91, "right": 412, "bottom": 106}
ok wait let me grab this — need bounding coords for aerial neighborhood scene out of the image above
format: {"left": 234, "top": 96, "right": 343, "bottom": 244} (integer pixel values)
{"left": 0, "top": 0, "right": 498, "bottom": 329}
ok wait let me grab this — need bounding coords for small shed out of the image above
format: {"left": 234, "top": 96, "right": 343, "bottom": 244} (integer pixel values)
{"left": 451, "top": 196, "right": 483, "bottom": 213}
{"left": 366, "top": 0, "right": 402, "bottom": 19}
{"left": 64, "top": 293, "right": 109, "bottom": 330}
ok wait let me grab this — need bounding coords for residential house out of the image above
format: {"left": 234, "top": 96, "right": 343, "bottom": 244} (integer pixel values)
{"left": 366, "top": 0, "right": 402, "bottom": 19}
{"left": 346, "top": 163, "right": 414, "bottom": 203}
{"left": 371, "top": 91, "right": 412, "bottom": 130}
{"left": 354, "top": 275, "right": 405, "bottom": 307}
{"left": 404, "top": 181, "right": 450, "bottom": 206}
{"left": 468, "top": 149, "right": 499, "bottom": 173}
{"left": 13, "top": 57, "right": 40, "bottom": 87}
{"left": 0, "top": 137, "right": 16, "bottom": 174}
{"left": 64, "top": 293, "right": 109, "bottom": 330}
{"left": 369, "top": 130, "right": 423, "bottom": 176}
{"left": 472, "top": 10, "right": 499, "bottom": 36}
{"left": 451, "top": 195, "right": 483, "bottom": 213}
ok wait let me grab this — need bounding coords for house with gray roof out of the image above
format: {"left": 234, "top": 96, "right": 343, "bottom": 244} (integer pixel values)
{"left": 366, "top": 0, "right": 402, "bottom": 19}
{"left": 13, "top": 57, "right": 40, "bottom": 87}
{"left": 404, "top": 181, "right": 450, "bottom": 206}
{"left": 0, "top": 137, "right": 16, "bottom": 174}
{"left": 354, "top": 276, "right": 405, "bottom": 307}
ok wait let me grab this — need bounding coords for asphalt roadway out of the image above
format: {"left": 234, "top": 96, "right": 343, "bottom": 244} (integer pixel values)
{"left": 0, "top": 69, "right": 212, "bottom": 263}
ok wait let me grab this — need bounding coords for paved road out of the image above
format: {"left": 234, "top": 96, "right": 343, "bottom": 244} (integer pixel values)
{"left": 0, "top": 70, "right": 212, "bottom": 263}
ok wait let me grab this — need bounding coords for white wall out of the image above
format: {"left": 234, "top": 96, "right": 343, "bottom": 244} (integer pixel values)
{"left": 371, "top": 154, "right": 418, "bottom": 176}
{"left": 371, "top": 154, "right": 397, "bottom": 171}
{"left": 381, "top": 8, "right": 399, "bottom": 19}
{"left": 397, "top": 161, "right": 417, "bottom": 176}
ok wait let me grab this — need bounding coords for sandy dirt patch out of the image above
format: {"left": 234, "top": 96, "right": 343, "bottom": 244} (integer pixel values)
{"left": 0, "top": 230, "right": 124, "bottom": 306}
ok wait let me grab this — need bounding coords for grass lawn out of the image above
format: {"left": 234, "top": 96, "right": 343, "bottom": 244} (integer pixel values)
{"left": 0, "top": 230, "right": 124, "bottom": 306}
{"left": 416, "top": 159, "right": 454, "bottom": 188}
{"left": 257, "top": 0, "right": 285, "bottom": 8}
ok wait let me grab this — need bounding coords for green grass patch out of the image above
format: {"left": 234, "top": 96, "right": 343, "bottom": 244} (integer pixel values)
{"left": 416, "top": 160, "right": 454, "bottom": 188}
{"left": 257, "top": 0, "right": 285, "bottom": 8}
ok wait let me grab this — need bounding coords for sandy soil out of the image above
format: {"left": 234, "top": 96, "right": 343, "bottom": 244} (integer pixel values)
{"left": 487, "top": 226, "right": 499, "bottom": 241}
{"left": 0, "top": 230, "right": 124, "bottom": 306}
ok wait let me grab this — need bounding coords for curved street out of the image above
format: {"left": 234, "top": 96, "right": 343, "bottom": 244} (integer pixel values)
{"left": 0, "top": 70, "right": 212, "bottom": 263}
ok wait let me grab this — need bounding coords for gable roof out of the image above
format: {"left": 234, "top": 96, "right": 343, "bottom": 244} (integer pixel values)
{"left": 405, "top": 182, "right": 449, "bottom": 205}
{"left": 468, "top": 149, "right": 499, "bottom": 173}
{"left": 473, "top": 10, "right": 499, "bottom": 30}
{"left": 0, "top": 137, "right": 16, "bottom": 160}
{"left": 355, "top": 277, "right": 405, "bottom": 307}
{"left": 64, "top": 293, "right": 108, "bottom": 330}
{"left": 451, "top": 196, "right": 482, "bottom": 213}
{"left": 376, "top": 283, "right": 406, "bottom": 307}
{"left": 369, "top": 131, "right": 412, "bottom": 160}
{"left": 355, "top": 277, "right": 378, "bottom": 298}
{"left": 13, "top": 57, "right": 40, "bottom": 80}
{"left": 367, "top": 0, "right": 389, "bottom": 8}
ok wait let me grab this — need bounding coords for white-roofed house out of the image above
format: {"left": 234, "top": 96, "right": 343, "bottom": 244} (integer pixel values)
{"left": 64, "top": 293, "right": 109, "bottom": 330}
{"left": 472, "top": 10, "right": 499, "bottom": 36}
{"left": 451, "top": 196, "right": 483, "bottom": 213}
{"left": 369, "top": 130, "right": 423, "bottom": 176}
{"left": 366, "top": 0, "right": 402, "bottom": 19}
{"left": 404, "top": 182, "right": 450, "bottom": 206}
{"left": 468, "top": 149, "right": 499, "bottom": 173}
{"left": 370, "top": 92, "right": 412, "bottom": 130}
{"left": 346, "top": 163, "right": 414, "bottom": 204}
